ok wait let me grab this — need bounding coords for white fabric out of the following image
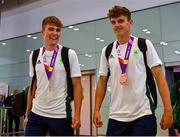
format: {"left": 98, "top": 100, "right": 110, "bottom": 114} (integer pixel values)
{"left": 29, "top": 44, "right": 81, "bottom": 118}
{"left": 99, "top": 36, "right": 162, "bottom": 122}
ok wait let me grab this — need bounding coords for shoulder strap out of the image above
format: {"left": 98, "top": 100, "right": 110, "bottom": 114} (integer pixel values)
{"left": 138, "top": 38, "right": 147, "bottom": 66}
{"left": 61, "top": 46, "right": 73, "bottom": 101}
{"left": 105, "top": 42, "right": 114, "bottom": 76}
{"left": 30, "top": 49, "right": 40, "bottom": 93}
{"left": 138, "top": 38, "right": 157, "bottom": 111}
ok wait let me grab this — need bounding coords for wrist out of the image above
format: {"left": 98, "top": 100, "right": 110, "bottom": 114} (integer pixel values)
{"left": 164, "top": 107, "right": 172, "bottom": 112}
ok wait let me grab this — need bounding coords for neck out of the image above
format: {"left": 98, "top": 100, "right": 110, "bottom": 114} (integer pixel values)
{"left": 117, "top": 33, "right": 131, "bottom": 45}
{"left": 44, "top": 44, "right": 57, "bottom": 51}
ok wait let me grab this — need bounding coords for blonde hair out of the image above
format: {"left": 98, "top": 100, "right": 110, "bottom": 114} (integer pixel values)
{"left": 42, "top": 16, "right": 63, "bottom": 30}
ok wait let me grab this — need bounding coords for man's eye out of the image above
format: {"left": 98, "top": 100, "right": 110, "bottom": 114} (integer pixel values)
{"left": 111, "top": 21, "right": 115, "bottom": 25}
{"left": 56, "top": 28, "right": 60, "bottom": 32}
{"left": 48, "top": 28, "right": 54, "bottom": 31}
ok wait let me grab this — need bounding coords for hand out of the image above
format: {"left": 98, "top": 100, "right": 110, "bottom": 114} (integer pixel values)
{"left": 174, "top": 129, "right": 180, "bottom": 136}
{"left": 93, "top": 111, "right": 103, "bottom": 128}
{"left": 71, "top": 114, "right": 81, "bottom": 129}
{"left": 160, "top": 108, "right": 173, "bottom": 130}
{"left": 23, "top": 116, "right": 28, "bottom": 129}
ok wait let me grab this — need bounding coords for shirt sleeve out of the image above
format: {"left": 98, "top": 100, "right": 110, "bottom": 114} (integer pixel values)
{"left": 99, "top": 46, "right": 109, "bottom": 76}
{"left": 29, "top": 52, "right": 34, "bottom": 78}
{"left": 69, "top": 49, "right": 81, "bottom": 77}
{"left": 145, "top": 39, "right": 162, "bottom": 69}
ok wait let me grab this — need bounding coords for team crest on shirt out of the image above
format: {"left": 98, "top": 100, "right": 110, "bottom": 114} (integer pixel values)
{"left": 58, "top": 57, "right": 63, "bottom": 65}
{"left": 133, "top": 49, "right": 140, "bottom": 57}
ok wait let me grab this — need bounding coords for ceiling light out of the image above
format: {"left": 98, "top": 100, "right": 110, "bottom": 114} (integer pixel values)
{"left": 100, "top": 39, "right": 105, "bottom": 42}
{"left": 88, "top": 55, "right": 92, "bottom": 58}
{"left": 79, "top": 64, "right": 84, "bottom": 67}
{"left": 73, "top": 28, "right": 79, "bottom": 31}
{"left": 96, "top": 38, "right": 101, "bottom": 40}
{"left": 85, "top": 53, "right": 92, "bottom": 58}
{"left": 146, "top": 31, "right": 151, "bottom": 34}
{"left": 174, "top": 50, "right": 180, "bottom": 55}
{"left": 142, "top": 29, "right": 148, "bottom": 32}
{"left": 68, "top": 26, "right": 74, "bottom": 29}
{"left": 27, "top": 35, "right": 32, "bottom": 38}
{"left": 26, "top": 49, "right": 31, "bottom": 52}
{"left": 160, "top": 41, "right": 168, "bottom": 46}
{"left": 163, "top": 42, "right": 168, "bottom": 46}
{"left": 33, "top": 36, "right": 37, "bottom": 39}
{"left": 160, "top": 41, "right": 165, "bottom": 45}
{"left": 2, "top": 42, "right": 6, "bottom": 45}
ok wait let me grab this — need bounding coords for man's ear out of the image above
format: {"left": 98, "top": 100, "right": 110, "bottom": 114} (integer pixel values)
{"left": 41, "top": 30, "right": 44, "bottom": 37}
{"left": 130, "top": 19, "right": 133, "bottom": 25}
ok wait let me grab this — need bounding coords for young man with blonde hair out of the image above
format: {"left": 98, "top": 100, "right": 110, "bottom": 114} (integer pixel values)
{"left": 24, "top": 16, "right": 83, "bottom": 136}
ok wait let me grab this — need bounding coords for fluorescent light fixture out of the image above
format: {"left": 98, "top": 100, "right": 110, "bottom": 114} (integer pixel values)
{"left": 100, "top": 39, "right": 105, "bottom": 42}
{"left": 160, "top": 41, "right": 168, "bottom": 46}
{"left": 96, "top": 38, "right": 101, "bottom": 40}
{"left": 146, "top": 31, "right": 151, "bottom": 34}
{"left": 73, "top": 28, "right": 79, "bottom": 31}
{"left": 68, "top": 26, "right": 74, "bottom": 29}
{"left": 27, "top": 35, "right": 32, "bottom": 38}
{"left": 79, "top": 64, "right": 84, "bottom": 67}
{"left": 85, "top": 53, "right": 92, "bottom": 58}
{"left": 142, "top": 29, "right": 148, "bottom": 32}
{"left": 160, "top": 41, "right": 165, "bottom": 45}
{"left": 174, "top": 50, "right": 180, "bottom": 55}
{"left": 33, "top": 36, "right": 37, "bottom": 39}
{"left": 2, "top": 42, "right": 6, "bottom": 45}
{"left": 163, "top": 42, "right": 168, "bottom": 46}
{"left": 26, "top": 49, "right": 31, "bottom": 52}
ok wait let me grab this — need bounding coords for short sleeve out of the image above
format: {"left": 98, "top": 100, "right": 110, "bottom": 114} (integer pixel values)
{"left": 99, "top": 46, "right": 109, "bottom": 76}
{"left": 29, "top": 52, "right": 34, "bottom": 78}
{"left": 69, "top": 49, "right": 81, "bottom": 77}
{"left": 146, "top": 39, "right": 162, "bottom": 68}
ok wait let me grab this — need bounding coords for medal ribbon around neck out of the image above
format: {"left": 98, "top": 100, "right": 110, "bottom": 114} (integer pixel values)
{"left": 42, "top": 46, "right": 59, "bottom": 80}
{"left": 116, "top": 36, "right": 134, "bottom": 74}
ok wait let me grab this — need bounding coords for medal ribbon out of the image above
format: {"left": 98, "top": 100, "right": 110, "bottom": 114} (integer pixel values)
{"left": 116, "top": 36, "right": 134, "bottom": 74}
{"left": 42, "top": 46, "right": 59, "bottom": 80}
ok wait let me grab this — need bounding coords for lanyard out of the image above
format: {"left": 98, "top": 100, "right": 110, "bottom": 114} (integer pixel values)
{"left": 42, "top": 46, "right": 59, "bottom": 80}
{"left": 116, "top": 36, "right": 134, "bottom": 74}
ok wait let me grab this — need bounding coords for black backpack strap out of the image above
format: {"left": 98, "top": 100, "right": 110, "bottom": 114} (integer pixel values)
{"left": 105, "top": 42, "right": 113, "bottom": 76}
{"left": 30, "top": 49, "right": 40, "bottom": 94}
{"left": 61, "top": 47, "right": 73, "bottom": 101}
{"left": 138, "top": 38, "right": 157, "bottom": 111}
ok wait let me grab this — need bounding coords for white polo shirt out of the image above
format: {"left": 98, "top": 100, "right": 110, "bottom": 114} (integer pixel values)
{"left": 99, "top": 36, "right": 162, "bottom": 122}
{"left": 29, "top": 44, "right": 81, "bottom": 118}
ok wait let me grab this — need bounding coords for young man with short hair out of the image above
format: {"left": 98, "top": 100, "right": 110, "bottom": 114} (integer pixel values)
{"left": 93, "top": 6, "right": 173, "bottom": 136}
{"left": 24, "top": 16, "right": 83, "bottom": 136}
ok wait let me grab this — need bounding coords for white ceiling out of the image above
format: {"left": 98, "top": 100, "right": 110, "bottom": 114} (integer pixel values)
{"left": 1, "top": 0, "right": 180, "bottom": 40}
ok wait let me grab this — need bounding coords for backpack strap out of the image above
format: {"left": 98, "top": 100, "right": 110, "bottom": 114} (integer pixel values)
{"left": 30, "top": 49, "right": 40, "bottom": 94}
{"left": 138, "top": 38, "right": 157, "bottom": 111}
{"left": 105, "top": 42, "right": 113, "bottom": 76}
{"left": 61, "top": 47, "right": 73, "bottom": 101}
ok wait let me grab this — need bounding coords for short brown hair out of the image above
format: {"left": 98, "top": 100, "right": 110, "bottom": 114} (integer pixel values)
{"left": 42, "top": 16, "right": 63, "bottom": 30}
{"left": 107, "top": 5, "right": 131, "bottom": 20}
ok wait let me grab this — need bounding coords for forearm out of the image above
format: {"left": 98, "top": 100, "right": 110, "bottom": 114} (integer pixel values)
{"left": 25, "top": 80, "right": 36, "bottom": 116}
{"left": 25, "top": 92, "right": 33, "bottom": 116}
{"left": 152, "top": 66, "right": 172, "bottom": 110}
{"left": 94, "top": 76, "right": 108, "bottom": 112}
{"left": 72, "top": 77, "right": 83, "bottom": 116}
{"left": 73, "top": 84, "right": 83, "bottom": 116}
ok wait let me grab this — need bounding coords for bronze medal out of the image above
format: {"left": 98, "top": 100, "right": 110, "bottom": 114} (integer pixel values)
{"left": 120, "top": 73, "right": 127, "bottom": 85}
